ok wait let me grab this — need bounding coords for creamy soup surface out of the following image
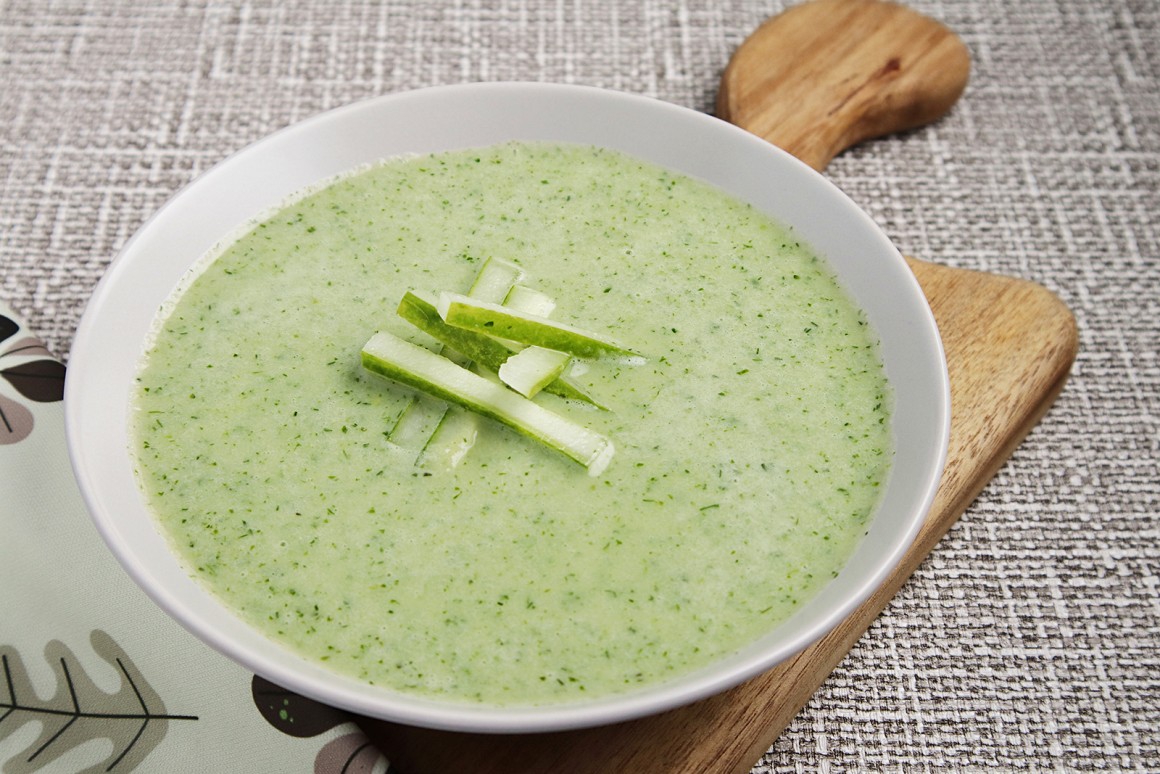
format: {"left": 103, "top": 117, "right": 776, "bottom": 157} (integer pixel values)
{"left": 132, "top": 142, "right": 892, "bottom": 705}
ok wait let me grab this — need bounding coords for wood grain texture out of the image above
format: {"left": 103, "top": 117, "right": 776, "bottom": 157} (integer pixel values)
{"left": 717, "top": 0, "right": 970, "bottom": 171}
{"left": 359, "top": 2, "right": 1077, "bottom": 770}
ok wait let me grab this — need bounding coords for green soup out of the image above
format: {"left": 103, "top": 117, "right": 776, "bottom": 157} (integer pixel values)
{"left": 132, "top": 142, "right": 892, "bottom": 705}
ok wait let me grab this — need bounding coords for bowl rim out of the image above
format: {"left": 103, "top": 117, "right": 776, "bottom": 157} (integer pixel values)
{"left": 65, "top": 81, "right": 950, "bottom": 733}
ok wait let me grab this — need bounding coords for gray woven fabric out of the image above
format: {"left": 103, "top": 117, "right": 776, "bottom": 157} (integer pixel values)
{"left": 2, "top": 1, "right": 1156, "bottom": 771}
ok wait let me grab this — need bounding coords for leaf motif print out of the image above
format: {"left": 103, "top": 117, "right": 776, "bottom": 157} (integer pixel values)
{"left": 0, "top": 315, "right": 16, "bottom": 345}
{"left": 0, "top": 630, "right": 197, "bottom": 773}
{"left": 1, "top": 334, "right": 53, "bottom": 360}
{"left": 315, "top": 733, "right": 390, "bottom": 774}
{"left": 252, "top": 675, "right": 389, "bottom": 773}
{"left": 0, "top": 393, "right": 34, "bottom": 444}
{"left": 1, "top": 359, "right": 65, "bottom": 403}
{"left": 0, "top": 314, "right": 64, "bottom": 445}
{"left": 251, "top": 675, "right": 349, "bottom": 738}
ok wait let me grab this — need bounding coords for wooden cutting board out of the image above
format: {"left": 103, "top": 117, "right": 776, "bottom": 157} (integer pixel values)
{"left": 359, "top": 1, "right": 1078, "bottom": 770}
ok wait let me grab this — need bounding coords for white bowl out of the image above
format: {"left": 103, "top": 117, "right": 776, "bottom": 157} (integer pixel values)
{"left": 66, "top": 83, "right": 949, "bottom": 733}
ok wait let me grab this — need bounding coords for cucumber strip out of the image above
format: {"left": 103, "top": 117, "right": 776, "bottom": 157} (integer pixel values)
{"left": 467, "top": 256, "right": 525, "bottom": 303}
{"left": 437, "top": 291, "right": 642, "bottom": 360}
{"left": 498, "top": 346, "right": 571, "bottom": 398}
{"left": 496, "top": 287, "right": 557, "bottom": 351}
{"left": 418, "top": 406, "right": 480, "bottom": 470}
{"left": 398, "top": 291, "right": 604, "bottom": 407}
{"left": 407, "top": 354, "right": 478, "bottom": 468}
{"left": 362, "top": 331, "right": 615, "bottom": 476}
{"left": 388, "top": 394, "right": 448, "bottom": 450}
{"left": 488, "top": 284, "right": 555, "bottom": 349}
{"left": 503, "top": 285, "right": 557, "bottom": 317}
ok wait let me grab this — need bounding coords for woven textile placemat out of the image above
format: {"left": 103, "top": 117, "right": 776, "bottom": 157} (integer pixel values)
{"left": 2, "top": 1, "right": 1157, "bottom": 771}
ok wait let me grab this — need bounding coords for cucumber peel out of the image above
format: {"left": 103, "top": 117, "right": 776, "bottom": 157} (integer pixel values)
{"left": 398, "top": 291, "right": 516, "bottom": 369}
{"left": 437, "top": 291, "right": 641, "bottom": 360}
{"left": 362, "top": 331, "right": 615, "bottom": 476}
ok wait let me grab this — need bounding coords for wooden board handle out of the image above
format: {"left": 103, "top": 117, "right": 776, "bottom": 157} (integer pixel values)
{"left": 717, "top": 0, "right": 970, "bottom": 171}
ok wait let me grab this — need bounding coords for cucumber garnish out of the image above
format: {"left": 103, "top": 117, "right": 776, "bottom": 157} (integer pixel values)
{"left": 398, "top": 291, "right": 603, "bottom": 407}
{"left": 362, "top": 331, "right": 615, "bottom": 476}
